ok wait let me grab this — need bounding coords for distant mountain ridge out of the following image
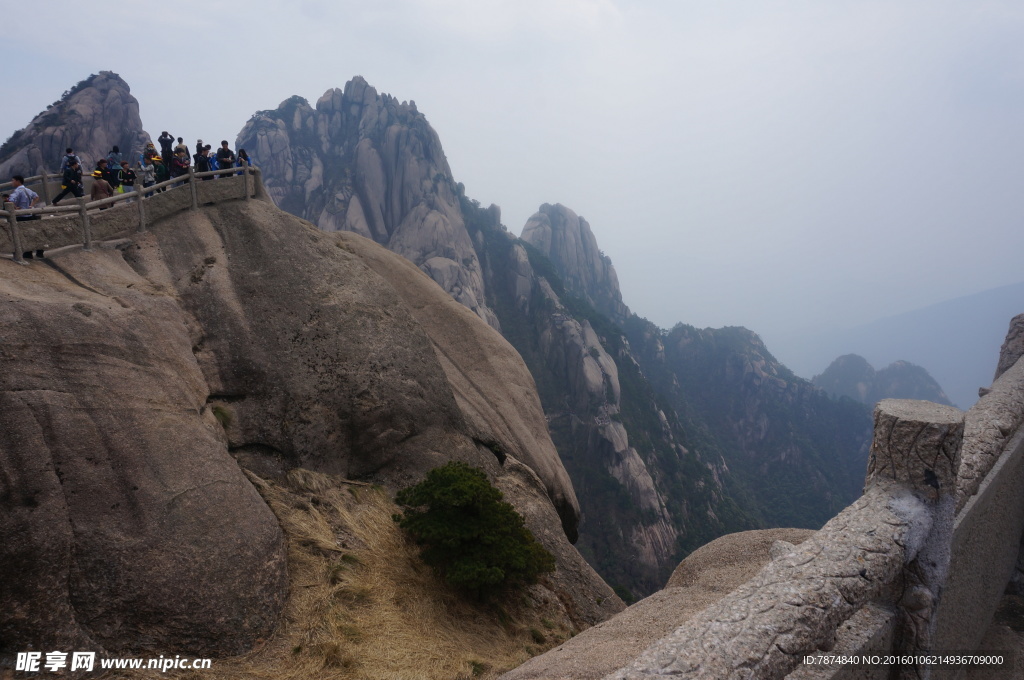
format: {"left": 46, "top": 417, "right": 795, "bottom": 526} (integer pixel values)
{"left": 812, "top": 354, "right": 953, "bottom": 406}
{"left": 773, "top": 281, "right": 1024, "bottom": 409}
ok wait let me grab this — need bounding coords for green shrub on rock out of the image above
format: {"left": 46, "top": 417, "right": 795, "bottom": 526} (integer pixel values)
{"left": 394, "top": 462, "right": 555, "bottom": 595}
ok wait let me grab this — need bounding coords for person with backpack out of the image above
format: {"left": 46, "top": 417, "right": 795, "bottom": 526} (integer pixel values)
{"left": 60, "top": 148, "right": 82, "bottom": 173}
{"left": 51, "top": 159, "right": 84, "bottom": 205}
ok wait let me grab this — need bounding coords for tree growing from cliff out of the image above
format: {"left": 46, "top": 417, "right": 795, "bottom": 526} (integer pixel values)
{"left": 394, "top": 462, "right": 555, "bottom": 596}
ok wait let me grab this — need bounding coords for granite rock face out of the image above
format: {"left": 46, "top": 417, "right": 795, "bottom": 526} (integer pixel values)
{"left": 994, "top": 314, "right": 1024, "bottom": 381}
{"left": 235, "top": 78, "right": 497, "bottom": 329}
{"left": 0, "top": 198, "right": 621, "bottom": 658}
{"left": 521, "top": 203, "right": 629, "bottom": 324}
{"left": 0, "top": 71, "right": 150, "bottom": 178}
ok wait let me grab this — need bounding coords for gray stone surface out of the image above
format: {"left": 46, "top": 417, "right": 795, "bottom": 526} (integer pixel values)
{"left": 501, "top": 529, "right": 815, "bottom": 680}
{"left": 0, "top": 193, "right": 622, "bottom": 658}
{"left": 235, "top": 77, "right": 499, "bottom": 329}
{"left": 521, "top": 203, "right": 630, "bottom": 324}
{"left": 607, "top": 484, "right": 923, "bottom": 679}
{"left": 957, "top": 357, "right": 1024, "bottom": 511}
{"left": 932, "top": 426, "right": 1024, "bottom": 679}
{"left": 867, "top": 399, "right": 964, "bottom": 502}
{"left": 994, "top": 314, "right": 1024, "bottom": 381}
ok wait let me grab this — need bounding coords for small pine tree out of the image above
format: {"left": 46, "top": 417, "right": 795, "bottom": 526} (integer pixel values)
{"left": 394, "top": 462, "right": 555, "bottom": 595}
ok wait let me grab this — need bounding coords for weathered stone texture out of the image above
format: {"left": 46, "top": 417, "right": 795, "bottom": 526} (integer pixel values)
{"left": 236, "top": 77, "right": 498, "bottom": 329}
{"left": 521, "top": 203, "right": 630, "bottom": 324}
{"left": 607, "top": 484, "right": 922, "bottom": 679}
{"left": 0, "top": 196, "right": 622, "bottom": 658}
{"left": 867, "top": 399, "right": 964, "bottom": 502}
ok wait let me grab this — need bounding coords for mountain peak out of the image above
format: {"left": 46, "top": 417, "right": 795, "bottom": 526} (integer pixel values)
{"left": 521, "top": 203, "right": 630, "bottom": 324}
{"left": 0, "top": 71, "right": 149, "bottom": 178}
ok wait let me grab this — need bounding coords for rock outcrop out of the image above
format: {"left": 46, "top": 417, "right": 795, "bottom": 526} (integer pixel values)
{"left": 813, "top": 353, "right": 954, "bottom": 406}
{"left": 0, "top": 72, "right": 150, "bottom": 178}
{"left": 0, "top": 197, "right": 621, "bottom": 658}
{"left": 995, "top": 314, "right": 1024, "bottom": 381}
{"left": 521, "top": 203, "right": 629, "bottom": 323}
{"left": 235, "top": 78, "right": 497, "bottom": 329}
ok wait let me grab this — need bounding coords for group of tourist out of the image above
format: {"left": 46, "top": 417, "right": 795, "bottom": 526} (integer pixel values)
{"left": 3, "top": 133, "right": 254, "bottom": 260}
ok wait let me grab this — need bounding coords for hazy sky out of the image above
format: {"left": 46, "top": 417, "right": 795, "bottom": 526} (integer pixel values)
{"left": 4, "top": 0, "right": 1023, "bottom": 368}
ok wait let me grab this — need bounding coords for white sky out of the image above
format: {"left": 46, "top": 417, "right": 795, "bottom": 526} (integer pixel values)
{"left": 3, "top": 0, "right": 1023, "bottom": 362}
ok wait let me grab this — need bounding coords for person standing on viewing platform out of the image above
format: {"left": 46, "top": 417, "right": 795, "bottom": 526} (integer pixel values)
{"left": 51, "top": 160, "right": 84, "bottom": 205}
{"left": 96, "top": 159, "right": 119, "bottom": 192}
{"left": 60, "top": 148, "right": 82, "bottom": 173}
{"left": 158, "top": 131, "right": 174, "bottom": 159}
{"left": 216, "top": 141, "right": 236, "bottom": 177}
{"left": 106, "top": 146, "right": 122, "bottom": 169}
{"left": 90, "top": 169, "right": 114, "bottom": 207}
{"left": 153, "top": 156, "right": 170, "bottom": 191}
{"left": 174, "top": 137, "right": 188, "bottom": 156}
{"left": 118, "top": 161, "right": 136, "bottom": 200}
{"left": 139, "top": 157, "right": 156, "bottom": 196}
{"left": 194, "top": 145, "right": 212, "bottom": 179}
{"left": 9, "top": 175, "right": 44, "bottom": 259}
{"left": 170, "top": 149, "right": 189, "bottom": 178}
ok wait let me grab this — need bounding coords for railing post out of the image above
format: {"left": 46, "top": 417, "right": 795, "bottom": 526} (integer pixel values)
{"left": 188, "top": 167, "right": 198, "bottom": 209}
{"left": 137, "top": 175, "right": 147, "bottom": 232}
{"left": 243, "top": 162, "right": 251, "bottom": 200}
{"left": 78, "top": 197, "right": 92, "bottom": 251}
{"left": 867, "top": 399, "right": 964, "bottom": 680}
{"left": 37, "top": 168, "right": 51, "bottom": 204}
{"left": 4, "top": 202, "right": 26, "bottom": 264}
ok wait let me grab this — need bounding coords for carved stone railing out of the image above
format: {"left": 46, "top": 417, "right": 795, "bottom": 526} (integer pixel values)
{"left": 603, "top": 329, "right": 1024, "bottom": 680}
{"left": 1, "top": 166, "right": 263, "bottom": 261}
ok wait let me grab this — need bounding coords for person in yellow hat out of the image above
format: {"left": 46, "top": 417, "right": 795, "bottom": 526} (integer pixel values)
{"left": 90, "top": 169, "right": 114, "bottom": 208}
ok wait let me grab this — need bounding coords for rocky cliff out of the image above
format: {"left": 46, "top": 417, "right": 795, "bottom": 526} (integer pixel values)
{"left": 625, "top": 321, "right": 873, "bottom": 528}
{"left": 813, "top": 353, "right": 954, "bottom": 406}
{"left": 0, "top": 197, "right": 622, "bottom": 659}
{"left": 235, "top": 78, "right": 497, "bottom": 329}
{"left": 521, "top": 203, "right": 630, "bottom": 324}
{"left": 0, "top": 72, "right": 150, "bottom": 177}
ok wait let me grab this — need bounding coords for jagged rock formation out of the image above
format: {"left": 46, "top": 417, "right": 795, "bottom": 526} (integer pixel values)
{"left": 0, "top": 72, "right": 150, "bottom": 177}
{"left": 235, "top": 78, "right": 497, "bottom": 329}
{"left": 813, "top": 353, "right": 954, "bottom": 406}
{"left": 0, "top": 198, "right": 622, "bottom": 658}
{"left": 464, "top": 201, "right": 754, "bottom": 597}
{"left": 521, "top": 203, "right": 629, "bottom": 324}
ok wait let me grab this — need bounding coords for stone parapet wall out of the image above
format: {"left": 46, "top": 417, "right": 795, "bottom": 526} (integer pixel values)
{"left": 1, "top": 169, "right": 264, "bottom": 257}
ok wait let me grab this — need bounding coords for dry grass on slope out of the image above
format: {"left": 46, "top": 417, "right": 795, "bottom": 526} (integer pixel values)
{"left": 111, "top": 468, "right": 575, "bottom": 680}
